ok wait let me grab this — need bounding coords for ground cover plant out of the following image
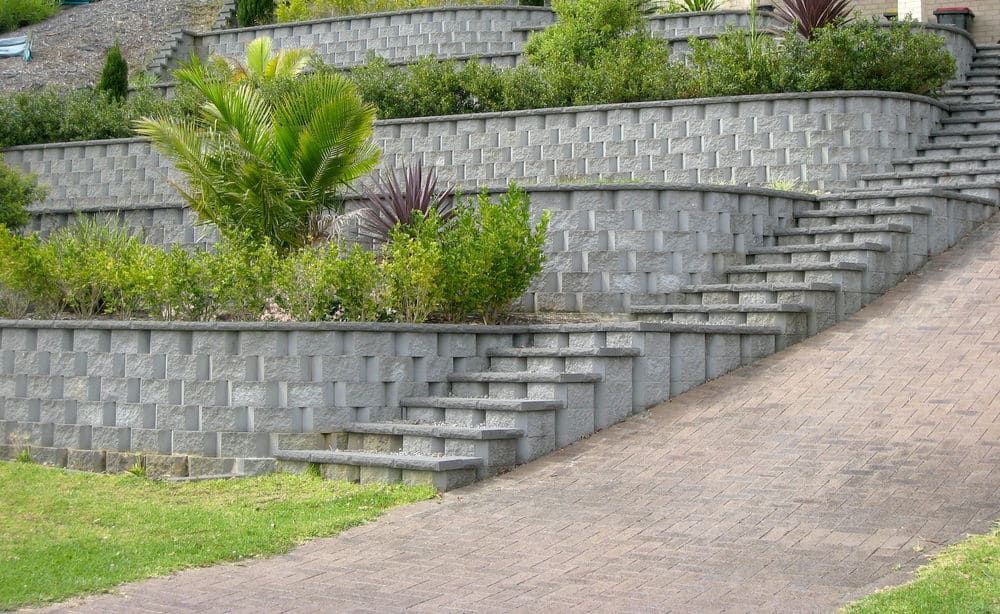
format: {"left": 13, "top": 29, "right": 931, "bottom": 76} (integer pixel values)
{"left": 843, "top": 522, "right": 1000, "bottom": 613}
{"left": 0, "top": 0, "right": 58, "bottom": 34}
{"left": 0, "top": 461, "right": 436, "bottom": 610}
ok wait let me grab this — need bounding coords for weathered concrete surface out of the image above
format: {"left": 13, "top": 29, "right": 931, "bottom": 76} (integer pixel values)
{"left": 41, "top": 218, "right": 1000, "bottom": 612}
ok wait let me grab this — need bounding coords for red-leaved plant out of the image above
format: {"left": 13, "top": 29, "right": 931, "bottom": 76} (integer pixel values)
{"left": 775, "top": 0, "right": 853, "bottom": 38}
{"left": 359, "top": 161, "right": 455, "bottom": 244}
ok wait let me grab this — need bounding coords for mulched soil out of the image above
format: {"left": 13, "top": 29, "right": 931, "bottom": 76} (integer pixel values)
{"left": 0, "top": 0, "right": 224, "bottom": 92}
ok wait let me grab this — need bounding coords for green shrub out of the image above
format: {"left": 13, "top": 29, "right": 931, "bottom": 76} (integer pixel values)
{"left": 0, "top": 87, "right": 171, "bottom": 148}
{"left": 523, "top": 0, "right": 681, "bottom": 106}
{"left": 382, "top": 211, "right": 445, "bottom": 323}
{"left": 685, "top": 26, "right": 794, "bottom": 97}
{"left": 136, "top": 39, "right": 380, "bottom": 251}
{"left": 329, "top": 245, "right": 382, "bottom": 321}
{"left": 795, "top": 18, "right": 956, "bottom": 96}
{"left": 97, "top": 42, "right": 130, "bottom": 102}
{"left": 0, "top": 0, "right": 58, "bottom": 34}
{"left": 659, "top": 0, "right": 720, "bottom": 12}
{"left": 440, "top": 185, "right": 549, "bottom": 323}
{"left": 237, "top": 0, "right": 275, "bottom": 26}
{"left": 0, "top": 154, "right": 46, "bottom": 230}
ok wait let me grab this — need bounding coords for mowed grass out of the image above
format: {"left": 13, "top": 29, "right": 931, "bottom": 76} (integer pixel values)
{"left": 0, "top": 461, "right": 437, "bottom": 610}
{"left": 844, "top": 523, "right": 1000, "bottom": 613}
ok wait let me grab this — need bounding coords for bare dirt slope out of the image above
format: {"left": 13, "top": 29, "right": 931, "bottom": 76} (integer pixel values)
{"left": 0, "top": 0, "right": 223, "bottom": 92}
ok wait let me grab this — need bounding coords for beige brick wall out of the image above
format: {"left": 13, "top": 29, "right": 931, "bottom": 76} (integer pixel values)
{"left": 720, "top": 0, "right": 996, "bottom": 43}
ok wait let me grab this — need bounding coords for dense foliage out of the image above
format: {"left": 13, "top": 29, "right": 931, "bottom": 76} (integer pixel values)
{"left": 0, "top": 155, "right": 46, "bottom": 231}
{"left": 0, "top": 87, "right": 171, "bottom": 148}
{"left": 136, "top": 39, "right": 380, "bottom": 251}
{"left": 237, "top": 0, "right": 275, "bottom": 26}
{"left": 97, "top": 42, "right": 130, "bottom": 101}
{"left": 0, "top": 0, "right": 58, "bottom": 34}
{"left": 0, "top": 186, "right": 548, "bottom": 323}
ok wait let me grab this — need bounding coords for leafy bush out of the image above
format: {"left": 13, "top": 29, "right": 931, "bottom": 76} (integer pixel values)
{"left": 0, "top": 154, "right": 46, "bottom": 230}
{"left": 685, "top": 26, "right": 796, "bottom": 97}
{"left": 0, "top": 0, "right": 58, "bottom": 34}
{"left": 0, "top": 87, "right": 171, "bottom": 148}
{"left": 98, "top": 42, "right": 130, "bottom": 101}
{"left": 774, "top": 0, "right": 852, "bottom": 38}
{"left": 440, "top": 185, "right": 549, "bottom": 323}
{"left": 0, "top": 185, "right": 548, "bottom": 323}
{"left": 659, "top": 0, "right": 720, "bottom": 13}
{"left": 794, "top": 19, "right": 956, "bottom": 96}
{"left": 136, "top": 39, "right": 380, "bottom": 251}
{"left": 237, "top": 0, "right": 275, "bottom": 26}
{"left": 523, "top": 0, "right": 684, "bottom": 106}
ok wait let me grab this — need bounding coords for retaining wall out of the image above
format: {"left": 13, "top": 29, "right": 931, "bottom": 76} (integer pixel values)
{"left": 0, "top": 320, "right": 775, "bottom": 473}
{"left": 5, "top": 92, "right": 947, "bottom": 206}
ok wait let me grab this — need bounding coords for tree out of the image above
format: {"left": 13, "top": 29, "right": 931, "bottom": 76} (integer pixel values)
{"left": 97, "top": 41, "right": 129, "bottom": 101}
{"left": 135, "top": 38, "right": 380, "bottom": 251}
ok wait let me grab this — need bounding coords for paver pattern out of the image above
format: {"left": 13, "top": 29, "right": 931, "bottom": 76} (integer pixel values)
{"left": 45, "top": 219, "right": 1000, "bottom": 612}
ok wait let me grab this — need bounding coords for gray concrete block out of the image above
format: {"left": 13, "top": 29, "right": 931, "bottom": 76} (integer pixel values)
{"left": 67, "top": 448, "right": 107, "bottom": 472}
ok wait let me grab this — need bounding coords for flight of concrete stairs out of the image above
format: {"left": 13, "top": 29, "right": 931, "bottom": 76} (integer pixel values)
{"left": 276, "top": 45, "right": 1000, "bottom": 490}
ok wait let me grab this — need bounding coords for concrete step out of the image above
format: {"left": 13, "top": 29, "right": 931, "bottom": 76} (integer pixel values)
{"left": 723, "top": 262, "right": 867, "bottom": 296}
{"left": 860, "top": 168, "right": 1000, "bottom": 189}
{"left": 940, "top": 87, "right": 1000, "bottom": 105}
{"left": 891, "top": 153, "right": 1000, "bottom": 173}
{"left": 274, "top": 449, "right": 482, "bottom": 491}
{"left": 927, "top": 127, "right": 1000, "bottom": 145}
{"left": 400, "top": 396, "right": 564, "bottom": 462}
{"left": 943, "top": 80, "right": 1000, "bottom": 91}
{"left": 447, "top": 372, "right": 602, "bottom": 384}
{"left": 771, "top": 223, "right": 911, "bottom": 244}
{"left": 630, "top": 303, "right": 813, "bottom": 346}
{"left": 938, "top": 116, "right": 1000, "bottom": 131}
{"left": 747, "top": 241, "right": 903, "bottom": 299}
{"left": 327, "top": 421, "right": 522, "bottom": 479}
{"left": 791, "top": 205, "right": 931, "bottom": 228}
{"left": 945, "top": 102, "right": 1000, "bottom": 115}
{"left": 664, "top": 282, "right": 843, "bottom": 330}
{"left": 486, "top": 347, "right": 641, "bottom": 358}
{"left": 916, "top": 139, "right": 1000, "bottom": 156}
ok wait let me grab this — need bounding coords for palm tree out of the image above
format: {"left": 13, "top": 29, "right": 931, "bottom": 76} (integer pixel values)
{"left": 135, "top": 38, "right": 380, "bottom": 251}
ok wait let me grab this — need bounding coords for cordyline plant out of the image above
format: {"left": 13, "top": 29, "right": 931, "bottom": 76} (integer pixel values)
{"left": 135, "top": 38, "right": 380, "bottom": 251}
{"left": 775, "top": 0, "right": 853, "bottom": 38}
{"left": 359, "top": 161, "right": 455, "bottom": 244}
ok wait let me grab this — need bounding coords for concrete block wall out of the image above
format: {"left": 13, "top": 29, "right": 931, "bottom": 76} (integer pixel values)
{"left": 6, "top": 92, "right": 945, "bottom": 211}
{"left": 0, "top": 320, "right": 772, "bottom": 470}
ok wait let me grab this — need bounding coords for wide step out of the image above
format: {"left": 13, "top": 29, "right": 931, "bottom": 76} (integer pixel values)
{"left": 275, "top": 449, "right": 482, "bottom": 491}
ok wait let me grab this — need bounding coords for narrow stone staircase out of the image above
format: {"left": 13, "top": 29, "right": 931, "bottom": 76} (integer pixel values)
{"left": 630, "top": 43, "right": 1000, "bottom": 348}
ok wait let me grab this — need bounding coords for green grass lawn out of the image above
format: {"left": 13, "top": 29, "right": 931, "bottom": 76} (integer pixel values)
{"left": 844, "top": 523, "right": 1000, "bottom": 613}
{"left": 0, "top": 461, "right": 436, "bottom": 610}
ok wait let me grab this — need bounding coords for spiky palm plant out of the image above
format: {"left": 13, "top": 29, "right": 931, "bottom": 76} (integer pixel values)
{"left": 135, "top": 42, "right": 379, "bottom": 251}
{"left": 232, "top": 37, "right": 312, "bottom": 85}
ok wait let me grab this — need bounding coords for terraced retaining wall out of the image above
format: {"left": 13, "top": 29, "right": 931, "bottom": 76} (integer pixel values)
{"left": 0, "top": 320, "right": 777, "bottom": 475}
{"left": 150, "top": 8, "right": 787, "bottom": 78}
{"left": 4, "top": 92, "right": 947, "bottom": 209}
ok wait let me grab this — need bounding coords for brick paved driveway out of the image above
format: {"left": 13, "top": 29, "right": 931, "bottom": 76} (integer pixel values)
{"left": 47, "top": 220, "right": 1000, "bottom": 612}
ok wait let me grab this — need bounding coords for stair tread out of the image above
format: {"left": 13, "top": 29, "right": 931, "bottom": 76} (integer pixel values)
{"left": 863, "top": 168, "right": 1000, "bottom": 180}
{"left": 401, "top": 397, "right": 566, "bottom": 411}
{"left": 793, "top": 205, "right": 931, "bottom": 217}
{"left": 486, "top": 347, "right": 641, "bottom": 358}
{"left": 771, "top": 223, "right": 912, "bottom": 236}
{"left": 918, "top": 138, "right": 1000, "bottom": 151}
{"left": 822, "top": 187, "right": 997, "bottom": 205}
{"left": 339, "top": 421, "right": 524, "bottom": 440}
{"left": 893, "top": 152, "right": 1000, "bottom": 164}
{"left": 448, "top": 371, "right": 603, "bottom": 383}
{"left": 747, "top": 241, "right": 890, "bottom": 254}
{"left": 725, "top": 262, "right": 867, "bottom": 272}
{"left": 276, "top": 449, "right": 483, "bottom": 471}
{"left": 681, "top": 282, "right": 841, "bottom": 292}
{"left": 630, "top": 303, "right": 812, "bottom": 314}
{"left": 929, "top": 128, "right": 1000, "bottom": 137}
